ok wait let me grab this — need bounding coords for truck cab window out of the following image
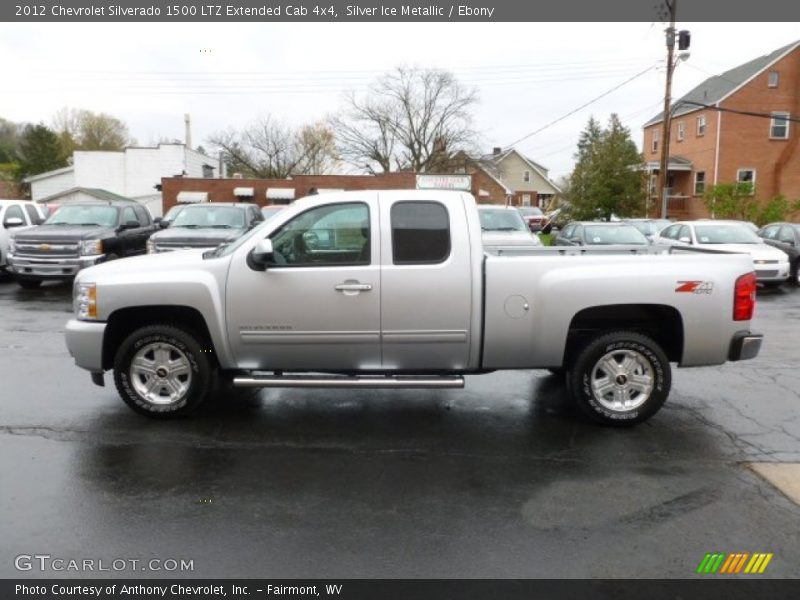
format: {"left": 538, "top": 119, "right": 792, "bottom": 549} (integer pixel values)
{"left": 391, "top": 201, "right": 450, "bottom": 264}
{"left": 270, "top": 202, "right": 370, "bottom": 267}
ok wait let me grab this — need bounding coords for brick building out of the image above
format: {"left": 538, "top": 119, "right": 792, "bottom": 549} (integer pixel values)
{"left": 643, "top": 40, "right": 800, "bottom": 219}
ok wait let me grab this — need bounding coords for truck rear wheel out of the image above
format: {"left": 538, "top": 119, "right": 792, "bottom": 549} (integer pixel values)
{"left": 113, "top": 324, "right": 216, "bottom": 418}
{"left": 566, "top": 331, "right": 670, "bottom": 426}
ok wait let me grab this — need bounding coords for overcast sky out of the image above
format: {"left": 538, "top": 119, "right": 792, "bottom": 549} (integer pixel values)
{"left": 1, "top": 22, "right": 798, "bottom": 179}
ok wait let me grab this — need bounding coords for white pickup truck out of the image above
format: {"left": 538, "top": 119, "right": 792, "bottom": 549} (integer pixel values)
{"left": 65, "top": 191, "right": 762, "bottom": 426}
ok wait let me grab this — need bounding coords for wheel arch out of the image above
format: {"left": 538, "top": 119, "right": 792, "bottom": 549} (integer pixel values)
{"left": 563, "top": 303, "right": 684, "bottom": 367}
{"left": 102, "top": 305, "right": 216, "bottom": 370}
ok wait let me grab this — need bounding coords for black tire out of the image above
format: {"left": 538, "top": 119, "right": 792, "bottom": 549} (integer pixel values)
{"left": 791, "top": 259, "right": 800, "bottom": 287}
{"left": 17, "top": 278, "right": 42, "bottom": 289}
{"left": 113, "top": 324, "right": 217, "bottom": 418}
{"left": 566, "top": 331, "right": 670, "bottom": 427}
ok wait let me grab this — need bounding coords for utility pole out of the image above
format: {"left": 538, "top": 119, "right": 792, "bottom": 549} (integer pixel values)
{"left": 657, "top": 0, "right": 677, "bottom": 219}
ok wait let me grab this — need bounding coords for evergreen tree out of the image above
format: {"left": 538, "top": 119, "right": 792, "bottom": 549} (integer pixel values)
{"left": 569, "top": 114, "right": 645, "bottom": 221}
{"left": 15, "top": 124, "right": 69, "bottom": 181}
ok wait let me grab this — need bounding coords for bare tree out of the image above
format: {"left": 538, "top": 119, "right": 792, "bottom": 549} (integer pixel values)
{"left": 208, "top": 116, "right": 337, "bottom": 178}
{"left": 332, "top": 66, "right": 478, "bottom": 173}
{"left": 53, "top": 107, "right": 132, "bottom": 153}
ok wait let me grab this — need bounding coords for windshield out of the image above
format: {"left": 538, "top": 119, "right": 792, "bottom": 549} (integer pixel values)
{"left": 517, "top": 207, "right": 543, "bottom": 217}
{"left": 261, "top": 206, "right": 285, "bottom": 220}
{"left": 163, "top": 205, "right": 184, "bottom": 221}
{"left": 694, "top": 224, "right": 761, "bottom": 244}
{"left": 479, "top": 209, "right": 527, "bottom": 232}
{"left": 45, "top": 205, "right": 118, "bottom": 227}
{"left": 171, "top": 206, "right": 245, "bottom": 229}
{"left": 584, "top": 225, "right": 648, "bottom": 245}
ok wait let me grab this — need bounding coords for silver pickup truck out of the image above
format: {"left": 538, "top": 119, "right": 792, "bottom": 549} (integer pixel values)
{"left": 65, "top": 191, "right": 763, "bottom": 426}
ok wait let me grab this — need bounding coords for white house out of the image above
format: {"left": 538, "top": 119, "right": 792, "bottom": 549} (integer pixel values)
{"left": 25, "top": 143, "right": 218, "bottom": 217}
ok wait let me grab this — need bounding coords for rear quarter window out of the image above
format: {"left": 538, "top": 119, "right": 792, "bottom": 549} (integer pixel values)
{"left": 391, "top": 201, "right": 450, "bottom": 265}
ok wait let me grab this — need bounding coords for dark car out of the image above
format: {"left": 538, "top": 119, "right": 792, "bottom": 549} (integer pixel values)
{"left": 553, "top": 221, "right": 650, "bottom": 246}
{"left": 7, "top": 200, "right": 157, "bottom": 289}
{"left": 758, "top": 222, "right": 800, "bottom": 285}
{"left": 623, "top": 218, "right": 672, "bottom": 242}
{"left": 517, "top": 206, "right": 549, "bottom": 233}
{"left": 147, "top": 203, "right": 263, "bottom": 254}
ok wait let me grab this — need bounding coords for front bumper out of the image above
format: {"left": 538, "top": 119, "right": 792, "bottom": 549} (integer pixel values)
{"left": 729, "top": 331, "right": 763, "bottom": 361}
{"left": 65, "top": 319, "right": 107, "bottom": 372}
{"left": 7, "top": 253, "right": 105, "bottom": 279}
{"left": 755, "top": 263, "right": 790, "bottom": 282}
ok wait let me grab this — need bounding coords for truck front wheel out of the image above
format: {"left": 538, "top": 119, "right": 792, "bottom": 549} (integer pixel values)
{"left": 567, "top": 331, "right": 670, "bottom": 426}
{"left": 113, "top": 324, "right": 217, "bottom": 418}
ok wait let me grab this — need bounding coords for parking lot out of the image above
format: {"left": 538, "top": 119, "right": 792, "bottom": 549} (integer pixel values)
{"left": 1, "top": 277, "right": 799, "bottom": 579}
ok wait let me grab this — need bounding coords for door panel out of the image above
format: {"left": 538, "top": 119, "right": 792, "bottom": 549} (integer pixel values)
{"left": 378, "top": 192, "right": 474, "bottom": 371}
{"left": 225, "top": 197, "right": 381, "bottom": 371}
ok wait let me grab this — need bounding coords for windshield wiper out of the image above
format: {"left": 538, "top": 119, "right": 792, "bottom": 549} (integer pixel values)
{"left": 209, "top": 224, "right": 238, "bottom": 229}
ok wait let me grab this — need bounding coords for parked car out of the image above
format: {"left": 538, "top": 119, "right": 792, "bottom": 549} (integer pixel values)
{"left": 758, "top": 222, "right": 800, "bottom": 285}
{"left": 65, "top": 190, "right": 762, "bottom": 427}
{"left": 624, "top": 218, "right": 672, "bottom": 242}
{"left": 553, "top": 221, "right": 649, "bottom": 246}
{"left": 6, "top": 200, "right": 157, "bottom": 289}
{"left": 517, "top": 206, "right": 548, "bottom": 232}
{"left": 147, "top": 203, "right": 264, "bottom": 254}
{"left": 656, "top": 220, "right": 790, "bottom": 286}
{"left": 477, "top": 204, "right": 542, "bottom": 249}
{"left": 0, "top": 199, "right": 48, "bottom": 273}
{"left": 261, "top": 205, "right": 287, "bottom": 221}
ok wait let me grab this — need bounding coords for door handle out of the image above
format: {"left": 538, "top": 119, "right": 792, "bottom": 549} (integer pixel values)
{"left": 335, "top": 282, "right": 372, "bottom": 292}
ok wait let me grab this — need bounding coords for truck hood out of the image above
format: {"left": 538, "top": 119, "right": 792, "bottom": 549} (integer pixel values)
{"left": 482, "top": 231, "right": 541, "bottom": 247}
{"left": 150, "top": 227, "right": 244, "bottom": 245}
{"left": 11, "top": 224, "right": 114, "bottom": 242}
{"left": 77, "top": 248, "right": 211, "bottom": 282}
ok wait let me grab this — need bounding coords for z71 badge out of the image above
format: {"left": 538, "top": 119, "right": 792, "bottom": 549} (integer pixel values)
{"left": 675, "top": 280, "right": 714, "bottom": 294}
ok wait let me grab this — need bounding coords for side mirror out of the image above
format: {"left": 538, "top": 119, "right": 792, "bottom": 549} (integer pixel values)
{"left": 250, "top": 238, "right": 275, "bottom": 270}
{"left": 4, "top": 217, "right": 24, "bottom": 228}
{"left": 570, "top": 237, "right": 583, "bottom": 245}
{"left": 153, "top": 217, "right": 163, "bottom": 225}
{"left": 119, "top": 220, "right": 140, "bottom": 231}
{"left": 159, "top": 220, "right": 170, "bottom": 229}
{"left": 678, "top": 236, "right": 692, "bottom": 244}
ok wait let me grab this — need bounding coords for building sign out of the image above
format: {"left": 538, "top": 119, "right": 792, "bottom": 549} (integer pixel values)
{"left": 416, "top": 174, "right": 471, "bottom": 191}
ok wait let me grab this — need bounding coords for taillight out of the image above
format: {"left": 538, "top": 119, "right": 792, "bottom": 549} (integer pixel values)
{"left": 733, "top": 272, "right": 757, "bottom": 321}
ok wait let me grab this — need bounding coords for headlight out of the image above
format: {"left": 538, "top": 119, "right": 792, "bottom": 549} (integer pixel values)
{"left": 7, "top": 238, "right": 16, "bottom": 253}
{"left": 79, "top": 239, "right": 104, "bottom": 256}
{"left": 147, "top": 239, "right": 156, "bottom": 254}
{"left": 74, "top": 282, "right": 98, "bottom": 320}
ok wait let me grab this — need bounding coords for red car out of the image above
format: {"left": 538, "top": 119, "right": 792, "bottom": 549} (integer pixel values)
{"left": 517, "top": 206, "right": 549, "bottom": 233}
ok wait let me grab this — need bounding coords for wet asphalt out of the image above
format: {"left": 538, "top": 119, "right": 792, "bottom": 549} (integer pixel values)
{"left": 0, "top": 276, "right": 798, "bottom": 579}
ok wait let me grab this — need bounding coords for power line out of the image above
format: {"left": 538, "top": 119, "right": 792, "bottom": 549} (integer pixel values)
{"left": 502, "top": 65, "right": 658, "bottom": 149}
{"left": 679, "top": 101, "right": 800, "bottom": 122}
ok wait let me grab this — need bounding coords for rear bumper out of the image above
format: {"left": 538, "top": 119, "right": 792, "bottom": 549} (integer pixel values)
{"left": 7, "top": 253, "right": 105, "bottom": 279}
{"left": 729, "top": 331, "right": 763, "bottom": 361}
{"left": 65, "top": 319, "right": 106, "bottom": 372}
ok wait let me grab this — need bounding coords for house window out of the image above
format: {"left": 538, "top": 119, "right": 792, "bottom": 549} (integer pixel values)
{"left": 770, "top": 112, "right": 790, "bottom": 139}
{"left": 694, "top": 171, "right": 706, "bottom": 196}
{"left": 737, "top": 169, "right": 756, "bottom": 194}
{"left": 523, "top": 170, "right": 530, "bottom": 183}
{"left": 768, "top": 71, "right": 779, "bottom": 88}
{"left": 676, "top": 121, "right": 685, "bottom": 141}
{"left": 651, "top": 130, "right": 659, "bottom": 153}
{"left": 696, "top": 115, "right": 706, "bottom": 137}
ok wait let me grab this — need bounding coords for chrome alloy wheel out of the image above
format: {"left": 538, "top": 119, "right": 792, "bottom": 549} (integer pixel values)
{"left": 590, "top": 349, "right": 654, "bottom": 412}
{"left": 130, "top": 342, "right": 192, "bottom": 405}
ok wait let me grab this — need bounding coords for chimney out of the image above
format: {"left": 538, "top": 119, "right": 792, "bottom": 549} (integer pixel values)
{"left": 184, "top": 113, "right": 192, "bottom": 149}
{"left": 492, "top": 147, "right": 502, "bottom": 155}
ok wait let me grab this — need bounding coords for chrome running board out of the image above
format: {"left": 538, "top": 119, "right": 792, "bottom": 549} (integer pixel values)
{"left": 232, "top": 375, "right": 465, "bottom": 389}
